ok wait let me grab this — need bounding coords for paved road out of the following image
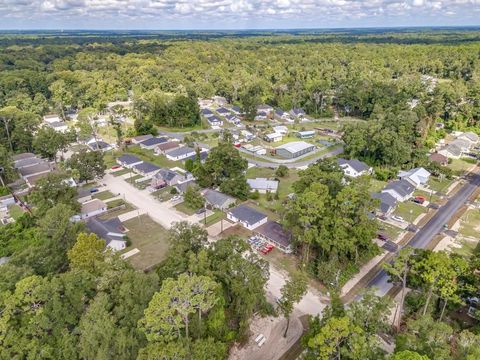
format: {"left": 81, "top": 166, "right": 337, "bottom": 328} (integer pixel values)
{"left": 369, "top": 170, "right": 480, "bottom": 296}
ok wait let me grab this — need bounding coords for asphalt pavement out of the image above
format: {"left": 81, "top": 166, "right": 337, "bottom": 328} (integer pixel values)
{"left": 369, "top": 170, "right": 480, "bottom": 296}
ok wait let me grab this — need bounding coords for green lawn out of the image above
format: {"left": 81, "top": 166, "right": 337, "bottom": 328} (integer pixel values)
{"left": 175, "top": 202, "right": 197, "bottom": 215}
{"left": 107, "top": 199, "right": 126, "bottom": 209}
{"left": 428, "top": 176, "right": 454, "bottom": 193}
{"left": 122, "top": 215, "right": 170, "bottom": 271}
{"left": 8, "top": 205, "right": 25, "bottom": 220}
{"left": 413, "top": 189, "right": 440, "bottom": 203}
{"left": 459, "top": 209, "right": 480, "bottom": 239}
{"left": 449, "top": 158, "right": 476, "bottom": 174}
{"left": 379, "top": 223, "right": 403, "bottom": 239}
{"left": 126, "top": 174, "right": 143, "bottom": 183}
{"left": 92, "top": 190, "right": 116, "bottom": 201}
{"left": 152, "top": 186, "right": 176, "bottom": 202}
{"left": 112, "top": 168, "right": 131, "bottom": 177}
{"left": 98, "top": 202, "right": 135, "bottom": 220}
{"left": 394, "top": 201, "right": 428, "bottom": 222}
{"left": 122, "top": 146, "right": 183, "bottom": 169}
{"left": 202, "top": 210, "right": 224, "bottom": 226}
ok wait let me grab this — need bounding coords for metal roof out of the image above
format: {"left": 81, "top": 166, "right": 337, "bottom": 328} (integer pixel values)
{"left": 140, "top": 137, "right": 168, "bottom": 146}
{"left": 255, "top": 221, "right": 292, "bottom": 248}
{"left": 247, "top": 178, "right": 279, "bottom": 192}
{"left": 166, "top": 146, "right": 196, "bottom": 157}
{"left": 133, "top": 162, "right": 160, "bottom": 174}
{"left": 338, "top": 158, "right": 370, "bottom": 173}
{"left": 203, "top": 189, "right": 235, "bottom": 208}
{"left": 86, "top": 217, "right": 126, "bottom": 246}
{"left": 276, "top": 141, "right": 315, "bottom": 154}
{"left": 118, "top": 154, "right": 142, "bottom": 165}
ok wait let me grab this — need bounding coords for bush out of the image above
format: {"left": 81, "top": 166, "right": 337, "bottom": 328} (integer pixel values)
{"left": 250, "top": 190, "right": 260, "bottom": 200}
{"left": 170, "top": 187, "right": 178, "bottom": 195}
{"left": 266, "top": 191, "right": 273, "bottom": 201}
{"left": 275, "top": 165, "right": 289, "bottom": 177}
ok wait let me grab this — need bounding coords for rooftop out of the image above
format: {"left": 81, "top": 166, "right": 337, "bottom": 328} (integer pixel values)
{"left": 18, "top": 162, "right": 51, "bottom": 177}
{"left": 132, "top": 134, "right": 153, "bottom": 142}
{"left": 247, "top": 178, "right": 279, "bottom": 192}
{"left": 133, "top": 162, "right": 161, "bottom": 174}
{"left": 12, "top": 153, "right": 36, "bottom": 161}
{"left": 156, "top": 142, "right": 180, "bottom": 151}
{"left": 140, "top": 137, "right": 168, "bottom": 147}
{"left": 81, "top": 199, "right": 107, "bottom": 214}
{"left": 203, "top": 189, "right": 235, "bottom": 207}
{"left": 337, "top": 158, "right": 370, "bottom": 173}
{"left": 255, "top": 221, "right": 292, "bottom": 249}
{"left": 228, "top": 204, "right": 267, "bottom": 225}
{"left": 86, "top": 217, "right": 126, "bottom": 246}
{"left": 184, "top": 151, "right": 209, "bottom": 162}
{"left": 383, "top": 179, "right": 415, "bottom": 197}
{"left": 166, "top": 146, "right": 196, "bottom": 157}
{"left": 372, "top": 192, "right": 397, "bottom": 213}
{"left": 89, "top": 141, "right": 111, "bottom": 150}
{"left": 176, "top": 179, "right": 197, "bottom": 193}
{"left": 276, "top": 141, "right": 315, "bottom": 154}
{"left": 117, "top": 154, "right": 142, "bottom": 165}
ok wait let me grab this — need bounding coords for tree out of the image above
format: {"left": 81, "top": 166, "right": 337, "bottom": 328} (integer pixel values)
{"left": 385, "top": 247, "right": 415, "bottom": 331}
{"left": 66, "top": 149, "right": 106, "bottom": 183}
{"left": 391, "top": 350, "right": 430, "bottom": 360}
{"left": 279, "top": 271, "right": 308, "bottom": 337}
{"left": 0, "top": 144, "right": 16, "bottom": 183}
{"left": 67, "top": 232, "right": 105, "bottom": 272}
{"left": 184, "top": 185, "right": 205, "bottom": 210}
{"left": 28, "top": 172, "right": 79, "bottom": 215}
{"left": 33, "top": 126, "right": 69, "bottom": 161}
{"left": 275, "top": 165, "right": 289, "bottom": 178}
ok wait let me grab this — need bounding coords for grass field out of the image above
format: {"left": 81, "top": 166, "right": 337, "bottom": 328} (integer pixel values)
{"left": 379, "top": 222, "right": 403, "bottom": 239}
{"left": 175, "top": 202, "right": 197, "bottom": 215}
{"left": 8, "top": 205, "right": 25, "bottom": 220}
{"left": 112, "top": 168, "right": 131, "bottom": 177}
{"left": 92, "top": 190, "right": 116, "bottom": 201}
{"left": 98, "top": 202, "right": 135, "bottom": 220}
{"left": 459, "top": 209, "right": 480, "bottom": 239}
{"left": 450, "top": 158, "right": 476, "bottom": 174}
{"left": 122, "top": 215, "right": 170, "bottom": 270}
{"left": 369, "top": 179, "right": 387, "bottom": 193}
{"left": 107, "top": 199, "right": 126, "bottom": 209}
{"left": 394, "top": 201, "right": 428, "bottom": 222}
{"left": 428, "top": 176, "right": 454, "bottom": 193}
{"left": 152, "top": 186, "right": 176, "bottom": 202}
{"left": 202, "top": 210, "right": 224, "bottom": 226}
{"left": 414, "top": 189, "right": 440, "bottom": 203}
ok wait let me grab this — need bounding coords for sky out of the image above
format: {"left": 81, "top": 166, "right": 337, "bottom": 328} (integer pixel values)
{"left": 1, "top": 0, "right": 480, "bottom": 30}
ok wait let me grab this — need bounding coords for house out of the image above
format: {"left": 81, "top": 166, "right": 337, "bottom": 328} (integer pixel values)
{"left": 151, "top": 168, "right": 185, "bottom": 188}
{"left": 76, "top": 199, "right": 107, "bottom": 220}
{"left": 43, "top": 114, "right": 62, "bottom": 124}
{"left": 13, "top": 156, "right": 44, "bottom": 169}
{"left": 244, "top": 145, "right": 266, "bottom": 155}
{"left": 289, "top": 108, "right": 306, "bottom": 118}
{"left": 254, "top": 221, "right": 293, "bottom": 253}
{"left": 140, "top": 137, "right": 168, "bottom": 150}
{"left": 201, "top": 108, "right": 215, "bottom": 118}
{"left": 154, "top": 142, "right": 180, "bottom": 155}
{"left": 429, "top": 153, "right": 448, "bottom": 166}
{"left": 89, "top": 141, "right": 113, "bottom": 152}
{"left": 203, "top": 189, "right": 236, "bottom": 210}
{"left": 225, "top": 114, "right": 241, "bottom": 125}
{"left": 273, "top": 125, "right": 288, "bottom": 135}
{"left": 458, "top": 132, "right": 479, "bottom": 145}
{"left": 371, "top": 192, "right": 397, "bottom": 216}
{"left": 18, "top": 161, "right": 52, "bottom": 180}
{"left": 117, "top": 154, "right": 143, "bottom": 168}
{"left": 257, "top": 104, "right": 274, "bottom": 114}
{"left": 0, "top": 195, "right": 15, "bottom": 208}
{"left": 207, "top": 116, "right": 223, "bottom": 127}
{"left": 337, "top": 158, "right": 372, "bottom": 178}
{"left": 274, "top": 109, "right": 290, "bottom": 121}
{"left": 398, "top": 167, "right": 431, "bottom": 187}
{"left": 276, "top": 141, "right": 315, "bottom": 159}
{"left": 255, "top": 111, "right": 269, "bottom": 121}
{"left": 227, "top": 204, "right": 268, "bottom": 230}
{"left": 25, "top": 172, "right": 54, "bottom": 188}
{"left": 241, "top": 130, "right": 255, "bottom": 141}
{"left": 297, "top": 130, "right": 315, "bottom": 139}
{"left": 175, "top": 179, "right": 197, "bottom": 194}
{"left": 131, "top": 134, "right": 153, "bottom": 144}
{"left": 183, "top": 151, "right": 209, "bottom": 163}
{"left": 382, "top": 180, "right": 415, "bottom": 202}
{"left": 216, "top": 107, "right": 230, "bottom": 116}
{"left": 86, "top": 217, "right": 127, "bottom": 252}
{"left": 230, "top": 106, "right": 242, "bottom": 115}
{"left": 265, "top": 133, "right": 283, "bottom": 142}
{"left": 165, "top": 147, "right": 197, "bottom": 161}
{"left": 12, "top": 153, "right": 36, "bottom": 162}
{"left": 450, "top": 138, "right": 472, "bottom": 153}
{"left": 132, "top": 162, "right": 161, "bottom": 177}
{"left": 438, "top": 144, "right": 462, "bottom": 159}
{"left": 48, "top": 121, "right": 69, "bottom": 133}
{"left": 247, "top": 178, "right": 279, "bottom": 193}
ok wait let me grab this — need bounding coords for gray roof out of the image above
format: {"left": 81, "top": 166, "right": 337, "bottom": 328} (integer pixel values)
{"left": 208, "top": 116, "right": 222, "bottom": 123}
{"left": 444, "top": 144, "right": 462, "bottom": 156}
{"left": 184, "top": 151, "right": 209, "bottom": 162}
{"left": 255, "top": 221, "right": 292, "bottom": 248}
{"left": 372, "top": 192, "right": 397, "bottom": 214}
{"left": 383, "top": 179, "right": 415, "bottom": 198}
{"left": 132, "top": 134, "right": 153, "bottom": 142}
{"left": 49, "top": 121, "right": 67, "bottom": 128}
{"left": 86, "top": 217, "right": 126, "bottom": 246}
{"left": 176, "top": 179, "right": 197, "bottom": 193}
{"left": 166, "top": 146, "right": 196, "bottom": 157}
{"left": 141, "top": 137, "right": 168, "bottom": 147}
{"left": 257, "top": 111, "right": 268, "bottom": 116}
{"left": 229, "top": 204, "right": 267, "bottom": 225}
{"left": 18, "top": 162, "right": 51, "bottom": 177}
{"left": 89, "top": 141, "right": 111, "bottom": 150}
{"left": 133, "top": 162, "right": 160, "bottom": 174}
{"left": 276, "top": 141, "right": 315, "bottom": 154}
{"left": 14, "top": 157, "right": 43, "bottom": 169}
{"left": 291, "top": 108, "right": 306, "bottom": 115}
{"left": 201, "top": 108, "right": 214, "bottom": 116}
{"left": 338, "top": 158, "right": 370, "bottom": 173}
{"left": 12, "top": 153, "right": 36, "bottom": 161}
{"left": 231, "top": 106, "right": 241, "bottom": 113}
{"left": 204, "top": 189, "right": 235, "bottom": 208}
{"left": 216, "top": 107, "right": 230, "bottom": 114}
{"left": 247, "top": 178, "right": 279, "bottom": 192}
{"left": 157, "top": 168, "right": 179, "bottom": 182}
{"left": 118, "top": 154, "right": 142, "bottom": 165}
{"left": 275, "top": 108, "right": 285, "bottom": 116}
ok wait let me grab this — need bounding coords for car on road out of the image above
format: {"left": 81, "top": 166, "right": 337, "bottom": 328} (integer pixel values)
{"left": 377, "top": 233, "right": 389, "bottom": 241}
{"left": 89, "top": 188, "right": 99, "bottom": 193}
{"left": 391, "top": 215, "right": 404, "bottom": 222}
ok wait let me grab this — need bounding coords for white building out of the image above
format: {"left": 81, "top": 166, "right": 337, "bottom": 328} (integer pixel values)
{"left": 247, "top": 178, "right": 279, "bottom": 193}
{"left": 227, "top": 204, "right": 268, "bottom": 230}
{"left": 337, "top": 158, "right": 372, "bottom": 178}
{"left": 265, "top": 133, "right": 283, "bottom": 142}
{"left": 165, "top": 147, "right": 197, "bottom": 161}
{"left": 398, "top": 167, "right": 431, "bottom": 187}
{"left": 273, "top": 125, "right": 288, "bottom": 135}
{"left": 73, "top": 199, "right": 108, "bottom": 221}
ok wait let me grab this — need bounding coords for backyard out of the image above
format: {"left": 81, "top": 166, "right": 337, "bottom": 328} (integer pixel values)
{"left": 122, "top": 215, "right": 170, "bottom": 271}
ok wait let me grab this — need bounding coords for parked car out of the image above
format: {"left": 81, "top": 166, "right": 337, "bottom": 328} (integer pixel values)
{"left": 377, "top": 233, "right": 389, "bottom": 241}
{"left": 413, "top": 196, "right": 426, "bottom": 204}
{"left": 89, "top": 188, "right": 99, "bottom": 193}
{"left": 196, "top": 208, "right": 206, "bottom": 215}
{"left": 111, "top": 165, "right": 121, "bottom": 170}
{"left": 391, "top": 215, "right": 404, "bottom": 222}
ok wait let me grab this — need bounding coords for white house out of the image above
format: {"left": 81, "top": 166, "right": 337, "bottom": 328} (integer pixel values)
{"left": 265, "top": 133, "right": 283, "bottom": 142}
{"left": 86, "top": 217, "right": 127, "bottom": 252}
{"left": 273, "top": 125, "right": 288, "bottom": 135}
{"left": 74, "top": 199, "right": 108, "bottom": 221}
{"left": 247, "top": 178, "right": 279, "bottom": 193}
{"left": 289, "top": 108, "right": 306, "bottom": 118}
{"left": 207, "top": 116, "right": 223, "bottom": 127}
{"left": 255, "top": 111, "right": 269, "bottom": 121}
{"left": 227, "top": 204, "right": 268, "bottom": 230}
{"left": 43, "top": 114, "right": 62, "bottom": 124}
{"left": 48, "top": 121, "right": 69, "bottom": 133}
{"left": 398, "top": 167, "right": 431, "bottom": 187}
{"left": 165, "top": 147, "right": 197, "bottom": 161}
{"left": 381, "top": 180, "right": 415, "bottom": 202}
{"left": 117, "top": 154, "right": 143, "bottom": 168}
{"left": 438, "top": 144, "right": 462, "bottom": 159}
{"left": 337, "top": 158, "right": 372, "bottom": 178}
{"left": 457, "top": 132, "right": 479, "bottom": 145}
{"left": 450, "top": 138, "right": 472, "bottom": 153}
{"left": 241, "top": 130, "right": 255, "bottom": 141}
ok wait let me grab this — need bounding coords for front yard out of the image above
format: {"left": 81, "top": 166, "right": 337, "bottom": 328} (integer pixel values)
{"left": 394, "top": 200, "right": 428, "bottom": 222}
{"left": 428, "top": 176, "right": 454, "bottom": 193}
{"left": 122, "top": 215, "right": 170, "bottom": 271}
{"left": 202, "top": 210, "right": 224, "bottom": 226}
{"left": 449, "top": 158, "right": 476, "bottom": 174}
{"left": 175, "top": 202, "right": 197, "bottom": 215}
{"left": 92, "top": 190, "right": 116, "bottom": 201}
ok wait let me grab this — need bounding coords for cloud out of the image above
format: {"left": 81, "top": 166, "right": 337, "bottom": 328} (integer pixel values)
{"left": 0, "top": 0, "right": 479, "bottom": 28}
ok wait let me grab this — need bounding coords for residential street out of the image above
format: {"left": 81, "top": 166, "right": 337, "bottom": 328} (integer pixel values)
{"left": 368, "top": 170, "right": 480, "bottom": 296}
